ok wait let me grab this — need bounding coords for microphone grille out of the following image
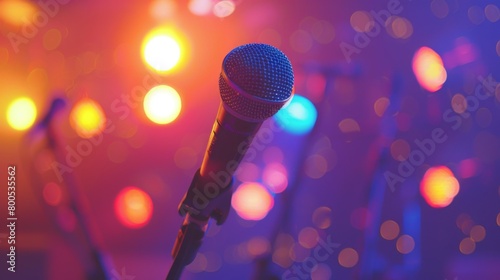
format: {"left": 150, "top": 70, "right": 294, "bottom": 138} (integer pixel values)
{"left": 220, "top": 43, "right": 294, "bottom": 122}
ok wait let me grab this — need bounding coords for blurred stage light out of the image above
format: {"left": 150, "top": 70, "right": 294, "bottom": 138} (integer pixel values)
{"left": 274, "top": 94, "right": 317, "bottom": 135}
{"left": 142, "top": 28, "right": 182, "bottom": 72}
{"left": 412, "top": 46, "right": 447, "bottom": 92}
{"left": 262, "top": 162, "right": 288, "bottom": 193}
{"left": 143, "top": 85, "right": 182, "bottom": 124}
{"left": 231, "top": 182, "right": 274, "bottom": 221}
{"left": 420, "top": 166, "right": 460, "bottom": 208}
{"left": 7, "top": 97, "right": 37, "bottom": 131}
{"left": 338, "top": 248, "right": 359, "bottom": 268}
{"left": 213, "top": 1, "right": 236, "bottom": 18}
{"left": 189, "top": 0, "right": 213, "bottom": 16}
{"left": 0, "top": 0, "right": 36, "bottom": 26}
{"left": 114, "top": 187, "right": 153, "bottom": 228}
{"left": 43, "top": 182, "right": 63, "bottom": 206}
{"left": 70, "top": 98, "right": 106, "bottom": 138}
{"left": 150, "top": 0, "right": 177, "bottom": 21}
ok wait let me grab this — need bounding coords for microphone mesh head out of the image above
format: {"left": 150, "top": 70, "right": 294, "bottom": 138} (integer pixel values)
{"left": 220, "top": 43, "right": 294, "bottom": 122}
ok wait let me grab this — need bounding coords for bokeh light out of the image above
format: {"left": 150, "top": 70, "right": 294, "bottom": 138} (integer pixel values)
{"left": 43, "top": 182, "right": 63, "bottom": 206}
{"left": 412, "top": 46, "right": 447, "bottom": 92}
{"left": 70, "top": 98, "right": 106, "bottom": 138}
{"left": 7, "top": 97, "right": 37, "bottom": 131}
{"left": 350, "top": 11, "right": 374, "bottom": 32}
{"left": 0, "top": 0, "right": 36, "bottom": 26}
{"left": 213, "top": 0, "right": 236, "bottom": 18}
{"left": 142, "top": 28, "right": 182, "bottom": 72}
{"left": 338, "top": 118, "right": 360, "bottom": 133}
{"left": 396, "top": 235, "right": 415, "bottom": 254}
{"left": 338, "top": 248, "right": 359, "bottom": 268}
{"left": 374, "top": 97, "right": 390, "bottom": 117}
{"left": 114, "top": 187, "right": 153, "bottom": 228}
{"left": 431, "top": 0, "right": 449, "bottom": 19}
{"left": 387, "top": 16, "right": 413, "bottom": 39}
{"left": 459, "top": 237, "right": 476, "bottom": 254}
{"left": 304, "top": 154, "right": 328, "bottom": 179}
{"left": 143, "top": 85, "right": 182, "bottom": 125}
{"left": 468, "top": 6, "right": 485, "bottom": 25}
{"left": 420, "top": 166, "right": 460, "bottom": 208}
{"left": 312, "top": 206, "right": 332, "bottom": 229}
{"left": 274, "top": 94, "right": 317, "bottom": 135}
{"left": 390, "top": 139, "right": 410, "bottom": 161}
{"left": 311, "top": 264, "right": 332, "bottom": 280}
{"left": 485, "top": 4, "right": 500, "bottom": 22}
{"left": 298, "top": 227, "right": 319, "bottom": 249}
{"left": 262, "top": 162, "right": 288, "bottom": 193}
{"left": 189, "top": 0, "right": 213, "bottom": 16}
{"left": 380, "top": 220, "right": 400, "bottom": 240}
{"left": 231, "top": 182, "right": 274, "bottom": 221}
{"left": 470, "top": 225, "right": 486, "bottom": 242}
{"left": 247, "top": 237, "right": 270, "bottom": 257}
{"left": 451, "top": 94, "right": 467, "bottom": 114}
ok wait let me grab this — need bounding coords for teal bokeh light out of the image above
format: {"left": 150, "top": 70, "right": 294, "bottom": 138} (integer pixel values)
{"left": 274, "top": 94, "right": 317, "bottom": 135}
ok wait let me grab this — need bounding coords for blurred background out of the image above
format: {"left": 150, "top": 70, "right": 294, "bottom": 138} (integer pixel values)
{"left": 0, "top": 0, "right": 499, "bottom": 279}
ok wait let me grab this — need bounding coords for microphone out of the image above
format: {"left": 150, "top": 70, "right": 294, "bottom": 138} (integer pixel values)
{"left": 168, "top": 43, "right": 294, "bottom": 279}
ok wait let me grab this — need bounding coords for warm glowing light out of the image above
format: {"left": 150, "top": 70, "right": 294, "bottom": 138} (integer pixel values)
{"left": 298, "top": 227, "right": 319, "bottom": 249}
{"left": 144, "top": 85, "right": 182, "bottom": 124}
{"left": 374, "top": 97, "right": 390, "bottom": 117}
{"left": 142, "top": 28, "right": 182, "bottom": 71}
{"left": 312, "top": 207, "right": 331, "bottom": 229}
{"left": 189, "top": 0, "right": 213, "bottom": 16}
{"left": 43, "top": 182, "right": 63, "bottom": 206}
{"left": 7, "top": 97, "right": 37, "bottom": 131}
{"left": 262, "top": 163, "right": 288, "bottom": 193}
{"left": 338, "top": 118, "right": 360, "bottom": 133}
{"left": 247, "top": 237, "right": 270, "bottom": 257}
{"left": 274, "top": 94, "right": 317, "bottom": 135}
{"left": 114, "top": 187, "right": 153, "bottom": 228}
{"left": 420, "top": 166, "right": 460, "bottom": 208}
{"left": 213, "top": 0, "right": 236, "bottom": 18}
{"left": 231, "top": 182, "right": 274, "bottom": 221}
{"left": 470, "top": 225, "right": 486, "bottom": 242}
{"left": 70, "top": 98, "right": 106, "bottom": 138}
{"left": 0, "top": 0, "right": 36, "bottom": 26}
{"left": 338, "top": 248, "right": 359, "bottom": 268}
{"left": 396, "top": 235, "right": 415, "bottom": 254}
{"left": 412, "top": 47, "right": 447, "bottom": 92}
{"left": 380, "top": 220, "right": 400, "bottom": 240}
{"left": 350, "top": 11, "right": 374, "bottom": 32}
{"left": 459, "top": 237, "right": 475, "bottom": 254}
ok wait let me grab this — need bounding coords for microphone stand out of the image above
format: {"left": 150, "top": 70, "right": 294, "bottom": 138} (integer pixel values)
{"left": 23, "top": 97, "right": 114, "bottom": 280}
{"left": 166, "top": 169, "right": 234, "bottom": 280}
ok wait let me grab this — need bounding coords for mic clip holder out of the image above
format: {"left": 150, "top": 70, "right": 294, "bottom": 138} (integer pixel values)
{"left": 177, "top": 168, "right": 234, "bottom": 225}
{"left": 171, "top": 169, "right": 233, "bottom": 264}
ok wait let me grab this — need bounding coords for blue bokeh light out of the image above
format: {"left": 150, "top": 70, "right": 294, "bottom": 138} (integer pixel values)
{"left": 274, "top": 94, "right": 317, "bottom": 135}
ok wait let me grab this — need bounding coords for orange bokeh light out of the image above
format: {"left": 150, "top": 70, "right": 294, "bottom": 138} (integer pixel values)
{"left": 231, "top": 182, "right": 274, "bottom": 221}
{"left": 70, "top": 98, "right": 106, "bottom": 138}
{"left": 114, "top": 187, "right": 153, "bottom": 228}
{"left": 420, "top": 166, "right": 460, "bottom": 208}
{"left": 412, "top": 46, "right": 447, "bottom": 92}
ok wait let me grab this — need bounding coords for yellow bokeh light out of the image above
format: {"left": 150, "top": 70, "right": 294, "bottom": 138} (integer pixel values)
{"left": 412, "top": 46, "right": 447, "bottom": 92}
{"left": 143, "top": 85, "right": 182, "bottom": 125}
{"left": 70, "top": 98, "right": 106, "bottom": 138}
{"left": 420, "top": 166, "right": 460, "bottom": 208}
{"left": 7, "top": 97, "right": 37, "bottom": 131}
{"left": 142, "top": 28, "right": 182, "bottom": 72}
{"left": 0, "top": 0, "right": 36, "bottom": 26}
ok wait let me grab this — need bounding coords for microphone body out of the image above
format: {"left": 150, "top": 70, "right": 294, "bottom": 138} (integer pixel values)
{"left": 168, "top": 44, "right": 294, "bottom": 279}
